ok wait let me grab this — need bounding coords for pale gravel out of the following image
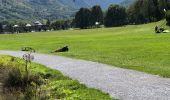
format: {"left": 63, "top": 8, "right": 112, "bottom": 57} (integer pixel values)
{"left": 0, "top": 50, "right": 170, "bottom": 100}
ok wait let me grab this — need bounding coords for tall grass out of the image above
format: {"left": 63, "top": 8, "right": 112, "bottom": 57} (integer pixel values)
{"left": 0, "top": 56, "right": 114, "bottom": 100}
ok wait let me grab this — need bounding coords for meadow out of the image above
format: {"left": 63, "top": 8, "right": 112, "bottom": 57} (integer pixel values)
{"left": 0, "top": 21, "right": 170, "bottom": 77}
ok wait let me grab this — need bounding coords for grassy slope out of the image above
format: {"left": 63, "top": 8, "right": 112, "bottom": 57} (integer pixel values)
{"left": 0, "top": 21, "right": 170, "bottom": 77}
{"left": 0, "top": 56, "right": 113, "bottom": 100}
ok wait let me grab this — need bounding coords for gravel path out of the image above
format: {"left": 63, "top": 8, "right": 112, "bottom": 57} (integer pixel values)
{"left": 1, "top": 50, "right": 170, "bottom": 100}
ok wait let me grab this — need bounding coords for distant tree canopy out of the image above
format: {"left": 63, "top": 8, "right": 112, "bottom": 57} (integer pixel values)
{"left": 91, "top": 5, "right": 104, "bottom": 25}
{"left": 0, "top": 23, "right": 3, "bottom": 33}
{"left": 74, "top": 5, "right": 105, "bottom": 29}
{"left": 46, "top": 19, "right": 51, "bottom": 26}
{"left": 75, "top": 5, "right": 127, "bottom": 28}
{"left": 74, "top": 0, "right": 170, "bottom": 28}
{"left": 75, "top": 8, "right": 91, "bottom": 29}
{"left": 51, "top": 20, "right": 71, "bottom": 30}
{"left": 166, "top": 10, "right": 170, "bottom": 25}
{"left": 159, "top": 0, "right": 170, "bottom": 11}
{"left": 127, "top": 0, "right": 170, "bottom": 24}
{"left": 0, "top": 19, "right": 73, "bottom": 34}
{"left": 104, "top": 5, "right": 127, "bottom": 27}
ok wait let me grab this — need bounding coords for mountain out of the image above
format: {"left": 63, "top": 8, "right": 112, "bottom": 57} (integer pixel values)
{"left": 76, "top": 0, "right": 125, "bottom": 9}
{"left": 0, "top": 0, "right": 132, "bottom": 22}
{"left": 0, "top": 0, "right": 77, "bottom": 22}
{"left": 120, "top": 0, "right": 136, "bottom": 7}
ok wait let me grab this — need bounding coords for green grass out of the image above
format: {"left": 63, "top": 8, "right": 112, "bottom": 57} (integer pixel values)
{"left": 0, "top": 21, "right": 170, "bottom": 77}
{"left": 0, "top": 56, "right": 114, "bottom": 100}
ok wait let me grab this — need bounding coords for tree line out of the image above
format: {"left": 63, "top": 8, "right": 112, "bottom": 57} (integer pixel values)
{"left": 1, "top": 0, "right": 170, "bottom": 33}
{"left": 0, "top": 20, "right": 73, "bottom": 34}
{"left": 75, "top": 0, "right": 170, "bottom": 29}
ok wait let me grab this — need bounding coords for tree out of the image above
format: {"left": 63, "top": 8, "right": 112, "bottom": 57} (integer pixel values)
{"left": 7, "top": 24, "right": 13, "bottom": 33}
{"left": 46, "top": 19, "right": 51, "bottom": 30}
{"left": 0, "top": 23, "right": 3, "bottom": 33}
{"left": 127, "top": 0, "right": 141, "bottom": 24}
{"left": 152, "top": 0, "right": 163, "bottom": 20}
{"left": 51, "top": 20, "right": 71, "bottom": 30}
{"left": 127, "top": 0, "right": 164, "bottom": 24}
{"left": 75, "top": 8, "right": 91, "bottom": 29}
{"left": 166, "top": 10, "right": 170, "bottom": 25}
{"left": 104, "top": 5, "right": 127, "bottom": 27}
{"left": 91, "top": 5, "right": 103, "bottom": 26}
{"left": 158, "top": 0, "right": 170, "bottom": 18}
{"left": 145, "top": 0, "right": 163, "bottom": 21}
{"left": 158, "top": 0, "right": 170, "bottom": 10}
{"left": 51, "top": 20, "right": 62, "bottom": 30}
{"left": 46, "top": 19, "right": 51, "bottom": 26}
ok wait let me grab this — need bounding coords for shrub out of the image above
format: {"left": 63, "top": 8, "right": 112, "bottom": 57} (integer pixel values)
{"left": 24, "top": 87, "right": 34, "bottom": 100}
{"left": 3, "top": 68, "right": 45, "bottom": 99}
{"left": 3, "top": 68, "right": 23, "bottom": 91}
{"left": 166, "top": 10, "right": 170, "bottom": 26}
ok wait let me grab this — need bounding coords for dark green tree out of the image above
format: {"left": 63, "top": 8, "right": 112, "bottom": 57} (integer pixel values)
{"left": 166, "top": 10, "right": 170, "bottom": 25}
{"left": 46, "top": 19, "right": 51, "bottom": 30}
{"left": 127, "top": 0, "right": 165, "bottom": 24}
{"left": 7, "top": 24, "right": 13, "bottom": 33}
{"left": 46, "top": 19, "right": 51, "bottom": 26}
{"left": 104, "top": 5, "right": 127, "bottom": 27}
{"left": 158, "top": 0, "right": 170, "bottom": 10}
{"left": 158, "top": 0, "right": 170, "bottom": 18}
{"left": 0, "top": 23, "right": 3, "bottom": 33}
{"left": 91, "top": 5, "right": 103, "bottom": 26}
{"left": 75, "top": 8, "right": 91, "bottom": 29}
{"left": 146, "top": 0, "right": 163, "bottom": 21}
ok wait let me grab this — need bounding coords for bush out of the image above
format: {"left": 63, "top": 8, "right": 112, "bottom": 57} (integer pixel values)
{"left": 24, "top": 87, "right": 35, "bottom": 100}
{"left": 3, "top": 68, "right": 45, "bottom": 99}
{"left": 3, "top": 68, "right": 23, "bottom": 91}
{"left": 166, "top": 10, "right": 170, "bottom": 26}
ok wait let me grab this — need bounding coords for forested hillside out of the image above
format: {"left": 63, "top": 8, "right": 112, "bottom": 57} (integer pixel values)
{"left": 0, "top": 0, "right": 76, "bottom": 22}
{"left": 0, "top": 0, "right": 130, "bottom": 22}
{"left": 120, "top": 0, "right": 135, "bottom": 7}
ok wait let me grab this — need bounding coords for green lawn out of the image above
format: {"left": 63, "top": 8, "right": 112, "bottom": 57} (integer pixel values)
{"left": 0, "top": 56, "right": 114, "bottom": 100}
{"left": 1, "top": 21, "right": 170, "bottom": 77}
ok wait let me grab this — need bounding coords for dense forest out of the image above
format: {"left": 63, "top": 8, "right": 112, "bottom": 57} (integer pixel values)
{"left": 75, "top": 0, "right": 170, "bottom": 28}
{"left": 0, "top": 0, "right": 76, "bottom": 21}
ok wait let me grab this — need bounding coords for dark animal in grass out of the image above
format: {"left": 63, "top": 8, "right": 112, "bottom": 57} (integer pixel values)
{"left": 21, "top": 47, "right": 36, "bottom": 53}
{"left": 160, "top": 27, "right": 165, "bottom": 32}
{"left": 155, "top": 26, "right": 160, "bottom": 33}
{"left": 155, "top": 26, "right": 165, "bottom": 33}
{"left": 51, "top": 46, "right": 69, "bottom": 53}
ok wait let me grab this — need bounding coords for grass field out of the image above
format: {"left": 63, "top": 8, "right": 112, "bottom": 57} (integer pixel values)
{"left": 0, "top": 21, "right": 170, "bottom": 77}
{"left": 0, "top": 56, "right": 113, "bottom": 100}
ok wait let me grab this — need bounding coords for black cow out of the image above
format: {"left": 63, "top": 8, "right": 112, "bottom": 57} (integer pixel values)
{"left": 52, "top": 46, "right": 69, "bottom": 53}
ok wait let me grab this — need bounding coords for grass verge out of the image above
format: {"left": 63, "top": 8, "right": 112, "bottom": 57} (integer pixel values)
{"left": 0, "top": 55, "right": 115, "bottom": 100}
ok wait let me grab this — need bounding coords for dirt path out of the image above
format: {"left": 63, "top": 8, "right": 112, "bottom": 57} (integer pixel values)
{"left": 1, "top": 50, "right": 170, "bottom": 100}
